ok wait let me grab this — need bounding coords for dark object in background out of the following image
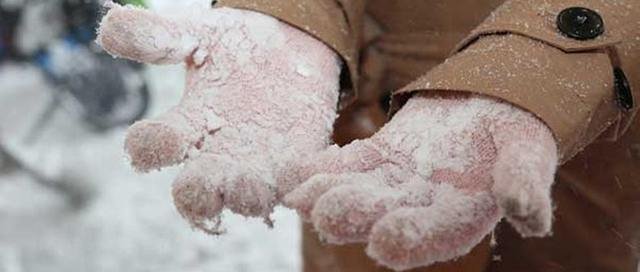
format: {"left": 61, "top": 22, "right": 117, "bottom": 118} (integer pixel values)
{"left": 1, "top": 0, "right": 149, "bottom": 133}
{"left": 0, "top": 4, "right": 21, "bottom": 61}
{"left": 0, "top": 143, "right": 93, "bottom": 208}
{"left": 0, "top": 142, "right": 20, "bottom": 174}
{"left": 0, "top": 0, "right": 148, "bottom": 206}
{"left": 32, "top": 42, "right": 150, "bottom": 133}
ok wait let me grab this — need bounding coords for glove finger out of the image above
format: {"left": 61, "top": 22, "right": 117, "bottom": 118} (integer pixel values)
{"left": 499, "top": 185, "right": 552, "bottom": 238}
{"left": 283, "top": 172, "right": 376, "bottom": 220}
{"left": 277, "top": 139, "right": 386, "bottom": 196}
{"left": 97, "top": 3, "right": 197, "bottom": 64}
{"left": 172, "top": 154, "right": 226, "bottom": 235}
{"left": 490, "top": 112, "right": 557, "bottom": 237}
{"left": 224, "top": 168, "right": 277, "bottom": 222}
{"left": 125, "top": 102, "right": 213, "bottom": 171}
{"left": 366, "top": 184, "right": 500, "bottom": 271}
{"left": 492, "top": 142, "right": 556, "bottom": 237}
{"left": 310, "top": 177, "right": 436, "bottom": 245}
{"left": 310, "top": 180, "right": 396, "bottom": 244}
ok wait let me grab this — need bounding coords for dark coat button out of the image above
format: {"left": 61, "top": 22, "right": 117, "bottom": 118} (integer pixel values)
{"left": 557, "top": 7, "right": 605, "bottom": 40}
{"left": 614, "top": 68, "right": 634, "bottom": 111}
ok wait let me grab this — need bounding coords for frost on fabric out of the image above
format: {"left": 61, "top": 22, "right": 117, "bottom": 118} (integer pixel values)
{"left": 97, "top": 4, "right": 341, "bottom": 234}
{"left": 283, "top": 94, "right": 559, "bottom": 271}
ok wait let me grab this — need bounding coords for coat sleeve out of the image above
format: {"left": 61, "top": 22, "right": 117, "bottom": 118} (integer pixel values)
{"left": 216, "top": 0, "right": 365, "bottom": 102}
{"left": 391, "top": 0, "right": 640, "bottom": 163}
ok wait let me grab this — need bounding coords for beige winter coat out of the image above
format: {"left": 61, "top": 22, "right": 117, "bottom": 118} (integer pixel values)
{"left": 218, "top": 0, "right": 640, "bottom": 271}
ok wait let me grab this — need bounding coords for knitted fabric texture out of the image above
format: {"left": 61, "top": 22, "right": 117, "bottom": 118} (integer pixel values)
{"left": 98, "top": 3, "right": 341, "bottom": 233}
{"left": 281, "top": 93, "right": 558, "bottom": 270}
{"left": 98, "top": 4, "right": 558, "bottom": 271}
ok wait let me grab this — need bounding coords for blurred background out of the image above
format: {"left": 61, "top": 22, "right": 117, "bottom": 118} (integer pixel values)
{"left": 0, "top": 0, "right": 301, "bottom": 271}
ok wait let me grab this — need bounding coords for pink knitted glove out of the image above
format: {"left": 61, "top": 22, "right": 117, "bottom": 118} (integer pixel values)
{"left": 280, "top": 94, "right": 558, "bottom": 270}
{"left": 97, "top": 4, "right": 341, "bottom": 233}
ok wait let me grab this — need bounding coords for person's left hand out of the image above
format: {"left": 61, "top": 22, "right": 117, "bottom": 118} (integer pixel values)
{"left": 279, "top": 93, "right": 558, "bottom": 270}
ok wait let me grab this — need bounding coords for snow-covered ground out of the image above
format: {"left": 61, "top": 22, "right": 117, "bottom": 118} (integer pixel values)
{"left": 0, "top": 1, "right": 301, "bottom": 271}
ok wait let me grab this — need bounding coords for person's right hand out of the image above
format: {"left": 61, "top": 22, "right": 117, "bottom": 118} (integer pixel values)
{"left": 97, "top": 3, "right": 341, "bottom": 233}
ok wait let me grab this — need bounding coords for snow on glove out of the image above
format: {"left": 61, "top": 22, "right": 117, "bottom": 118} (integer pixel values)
{"left": 97, "top": 3, "right": 341, "bottom": 233}
{"left": 280, "top": 93, "right": 558, "bottom": 270}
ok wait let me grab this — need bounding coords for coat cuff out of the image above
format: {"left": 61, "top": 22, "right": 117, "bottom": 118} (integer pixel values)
{"left": 215, "top": 0, "right": 363, "bottom": 105}
{"left": 392, "top": 1, "right": 636, "bottom": 163}
{"left": 392, "top": 34, "right": 617, "bottom": 163}
{"left": 453, "top": 1, "right": 622, "bottom": 53}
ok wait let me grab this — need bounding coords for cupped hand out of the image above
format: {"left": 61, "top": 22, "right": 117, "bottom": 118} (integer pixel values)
{"left": 280, "top": 93, "right": 558, "bottom": 270}
{"left": 98, "top": 3, "right": 341, "bottom": 233}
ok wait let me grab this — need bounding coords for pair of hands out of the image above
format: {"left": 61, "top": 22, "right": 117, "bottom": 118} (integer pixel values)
{"left": 98, "top": 4, "right": 558, "bottom": 270}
